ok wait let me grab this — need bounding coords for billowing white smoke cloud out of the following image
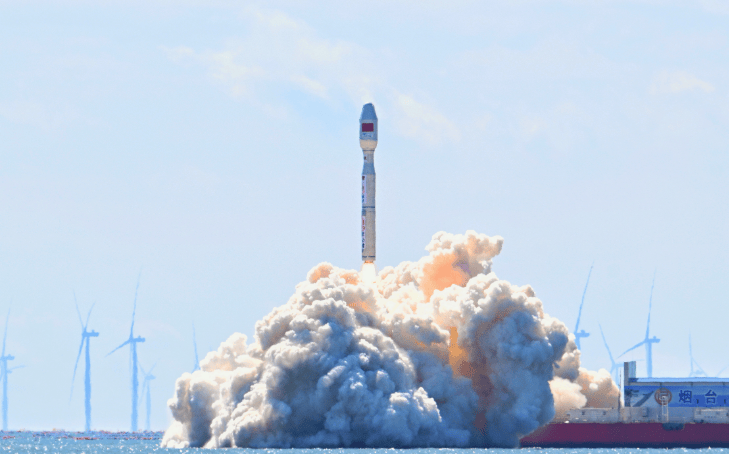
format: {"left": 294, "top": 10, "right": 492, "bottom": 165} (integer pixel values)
{"left": 162, "top": 231, "right": 617, "bottom": 448}
{"left": 550, "top": 335, "right": 620, "bottom": 418}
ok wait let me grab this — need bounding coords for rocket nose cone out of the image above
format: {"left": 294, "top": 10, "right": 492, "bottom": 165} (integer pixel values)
{"left": 360, "top": 103, "right": 377, "bottom": 121}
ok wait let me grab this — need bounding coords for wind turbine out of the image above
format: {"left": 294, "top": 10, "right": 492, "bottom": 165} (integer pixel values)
{"left": 574, "top": 264, "right": 593, "bottom": 350}
{"left": 139, "top": 363, "right": 155, "bottom": 431}
{"left": 688, "top": 333, "right": 707, "bottom": 377}
{"left": 619, "top": 273, "right": 660, "bottom": 377}
{"left": 598, "top": 323, "right": 619, "bottom": 383}
{"left": 108, "top": 278, "right": 145, "bottom": 432}
{"left": 717, "top": 363, "right": 729, "bottom": 377}
{"left": 71, "top": 296, "right": 99, "bottom": 432}
{"left": 192, "top": 324, "right": 200, "bottom": 372}
{"left": 1, "top": 309, "right": 22, "bottom": 432}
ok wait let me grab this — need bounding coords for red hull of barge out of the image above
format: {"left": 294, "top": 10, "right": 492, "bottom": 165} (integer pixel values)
{"left": 520, "top": 422, "right": 729, "bottom": 448}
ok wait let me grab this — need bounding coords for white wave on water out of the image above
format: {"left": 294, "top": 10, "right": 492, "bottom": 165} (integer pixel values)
{"left": 0, "top": 431, "right": 710, "bottom": 453}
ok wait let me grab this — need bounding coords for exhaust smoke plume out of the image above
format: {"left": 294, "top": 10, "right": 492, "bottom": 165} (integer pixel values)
{"left": 162, "top": 231, "right": 618, "bottom": 448}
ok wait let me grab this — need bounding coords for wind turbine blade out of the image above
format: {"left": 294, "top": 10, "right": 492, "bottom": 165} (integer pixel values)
{"left": 574, "top": 264, "right": 593, "bottom": 334}
{"left": 646, "top": 271, "right": 656, "bottom": 340}
{"left": 149, "top": 362, "right": 157, "bottom": 375}
{"left": 619, "top": 340, "right": 645, "bottom": 358}
{"left": 717, "top": 363, "right": 729, "bottom": 377}
{"left": 598, "top": 323, "right": 615, "bottom": 365}
{"left": 2, "top": 308, "right": 10, "bottom": 357}
{"left": 193, "top": 324, "right": 200, "bottom": 372}
{"left": 85, "top": 303, "right": 95, "bottom": 328}
{"left": 689, "top": 331, "right": 709, "bottom": 377}
{"left": 71, "top": 337, "right": 85, "bottom": 398}
{"left": 8, "top": 365, "right": 24, "bottom": 372}
{"left": 689, "top": 332, "right": 694, "bottom": 376}
{"left": 107, "top": 338, "right": 132, "bottom": 357}
{"left": 693, "top": 358, "right": 707, "bottom": 377}
{"left": 75, "top": 292, "right": 84, "bottom": 329}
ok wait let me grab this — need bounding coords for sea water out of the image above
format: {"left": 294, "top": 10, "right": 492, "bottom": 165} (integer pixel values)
{"left": 0, "top": 432, "right": 726, "bottom": 454}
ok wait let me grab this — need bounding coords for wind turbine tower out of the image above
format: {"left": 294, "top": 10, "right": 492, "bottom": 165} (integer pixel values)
{"left": 619, "top": 273, "right": 660, "bottom": 377}
{"left": 140, "top": 363, "right": 156, "bottom": 431}
{"left": 192, "top": 324, "right": 200, "bottom": 372}
{"left": 71, "top": 298, "right": 99, "bottom": 432}
{"left": 689, "top": 333, "right": 707, "bottom": 377}
{"left": 1, "top": 310, "right": 15, "bottom": 432}
{"left": 574, "top": 264, "right": 593, "bottom": 350}
{"left": 0, "top": 310, "right": 22, "bottom": 432}
{"left": 598, "top": 323, "right": 619, "bottom": 383}
{"left": 108, "top": 279, "right": 145, "bottom": 432}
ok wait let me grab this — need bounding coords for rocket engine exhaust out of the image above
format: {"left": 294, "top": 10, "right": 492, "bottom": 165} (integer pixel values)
{"left": 359, "top": 262, "right": 377, "bottom": 286}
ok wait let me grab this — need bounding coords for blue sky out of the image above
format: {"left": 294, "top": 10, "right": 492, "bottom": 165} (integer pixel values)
{"left": 1, "top": 0, "right": 727, "bottom": 431}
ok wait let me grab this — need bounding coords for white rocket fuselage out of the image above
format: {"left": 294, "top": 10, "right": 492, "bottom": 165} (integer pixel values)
{"left": 360, "top": 104, "right": 377, "bottom": 263}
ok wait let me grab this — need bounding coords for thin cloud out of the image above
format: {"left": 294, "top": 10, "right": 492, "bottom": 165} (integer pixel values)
{"left": 650, "top": 70, "right": 715, "bottom": 94}
{"left": 161, "top": 46, "right": 266, "bottom": 97}
{"left": 697, "top": 0, "right": 729, "bottom": 14}
{"left": 0, "top": 100, "right": 82, "bottom": 132}
{"left": 290, "top": 74, "right": 329, "bottom": 99}
{"left": 393, "top": 93, "right": 460, "bottom": 145}
{"left": 160, "top": 9, "right": 354, "bottom": 100}
{"left": 161, "top": 7, "right": 459, "bottom": 145}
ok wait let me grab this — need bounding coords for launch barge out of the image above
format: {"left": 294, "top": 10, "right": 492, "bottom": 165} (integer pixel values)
{"left": 521, "top": 361, "right": 729, "bottom": 447}
{"left": 521, "top": 420, "right": 729, "bottom": 448}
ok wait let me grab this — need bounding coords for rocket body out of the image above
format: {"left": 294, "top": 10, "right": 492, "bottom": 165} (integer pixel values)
{"left": 360, "top": 103, "right": 377, "bottom": 263}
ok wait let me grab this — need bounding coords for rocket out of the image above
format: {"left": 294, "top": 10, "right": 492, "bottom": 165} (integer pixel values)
{"left": 360, "top": 103, "right": 377, "bottom": 263}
